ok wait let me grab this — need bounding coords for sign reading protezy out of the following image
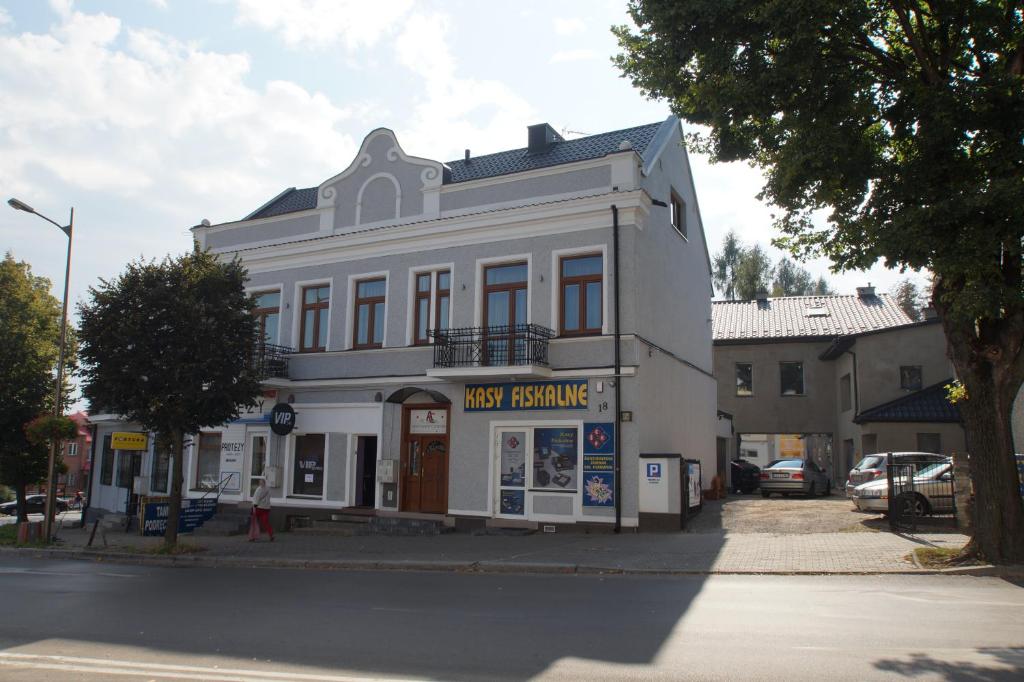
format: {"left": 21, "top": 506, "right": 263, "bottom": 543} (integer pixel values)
{"left": 111, "top": 432, "right": 148, "bottom": 451}
{"left": 269, "top": 403, "right": 296, "bottom": 435}
{"left": 464, "top": 380, "right": 588, "bottom": 411}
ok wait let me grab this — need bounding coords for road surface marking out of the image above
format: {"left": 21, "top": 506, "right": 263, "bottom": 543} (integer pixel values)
{"left": 0, "top": 653, "right": 420, "bottom": 682}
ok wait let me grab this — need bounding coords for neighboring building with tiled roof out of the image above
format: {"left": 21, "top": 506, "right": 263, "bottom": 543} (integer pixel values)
{"left": 241, "top": 121, "right": 668, "bottom": 222}
{"left": 712, "top": 290, "right": 964, "bottom": 489}
{"left": 856, "top": 381, "right": 960, "bottom": 424}
{"left": 712, "top": 289, "right": 913, "bottom": 343}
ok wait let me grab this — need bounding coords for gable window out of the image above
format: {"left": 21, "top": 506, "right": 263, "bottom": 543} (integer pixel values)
{"left": 735, "top": 363, "right": 753, "bottom": 396}
{"left": 670, "top": 190, "right": 686, "bottom": 238}
{"left": 560, "top": 254, "right": 602, "bottom": 336}
{"left": 900, "top": 365, "right": 922, "bottom": 391}
{"left": 354, "top": 278, "right": 386, "bottom": 349}
{"left": 780, "top": 361, "right": 805, "bottom": 396}
{"left": 300, "top": 285, "right": 330, "bottom": 353}
{"left": 254, "top": 291, "right": 281, "bottom": 346}
{"left": 483, "top": 262, "right": 528, "bottom": 364}
{"left": 840, "top": 373, "right": 852, "bottom": 411}
{"left": 413, "top": 270, "right": 451, "bottom": 345}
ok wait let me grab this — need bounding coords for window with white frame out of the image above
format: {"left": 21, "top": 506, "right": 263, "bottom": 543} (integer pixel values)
{"left": 413, "top": 269, "right": 451, "bottom": 345}
{"left": 67, "top": 442, "right": 78, "bottom": 456}
{"left": 670, "top": 190, "right": 686, "bottom": 238}
{"left": 353, "top": 278, "right": 386, "bottom": 349}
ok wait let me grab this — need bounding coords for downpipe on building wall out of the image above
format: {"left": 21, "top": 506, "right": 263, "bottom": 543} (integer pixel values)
{"left": 611, "top": 205, "right": 622, "bottom": 533}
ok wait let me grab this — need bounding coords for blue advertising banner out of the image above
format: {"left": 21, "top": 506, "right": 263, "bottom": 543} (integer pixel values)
{"left": 141, "top": 497, "right": 218, "bottom": 536}
{"left": 582, "top": 422, "right": 615, "bottom": 507}
{"left": 464, "top": 379, "right": 588, "bottom": 411}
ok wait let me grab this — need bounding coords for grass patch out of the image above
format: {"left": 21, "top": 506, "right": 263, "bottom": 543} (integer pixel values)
{"left": 0, "top": 523, "right": 49, "bottom": 547}
{"left": 145, "top": 541, "right": 207, "bottom": 556}
{"left": 913, "top": 546, "right": 981, "bottom": 568}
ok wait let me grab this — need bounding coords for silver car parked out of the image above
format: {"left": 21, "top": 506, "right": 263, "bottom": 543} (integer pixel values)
{"left": 759, "top": 458, "right": 832, "bottom": 497}
{"left": 845, "top": 452, "right": 947, "bottom": 496}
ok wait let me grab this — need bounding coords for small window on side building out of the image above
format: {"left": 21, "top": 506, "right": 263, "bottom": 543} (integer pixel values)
{"left": 780, "top": 361, "right": 805, "bottom": 396}
{"left": 670, "top": 191, "right": 686, "bottom": 238}
{"left": 900, "top": 365, "right": 922, "bottom": 391}
{"left": 736, "top": 363, "right": 753, "bottom": 396}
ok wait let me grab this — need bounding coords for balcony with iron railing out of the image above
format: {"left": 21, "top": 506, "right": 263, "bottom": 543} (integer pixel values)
{"left": 250, "top": 341, "right": 293, "bottom": 380}
{"left": 427, "top": 324, "right": 556, "bottom": 380}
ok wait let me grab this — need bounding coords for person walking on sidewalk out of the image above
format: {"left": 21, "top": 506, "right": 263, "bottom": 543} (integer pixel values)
{"left": 250, "top": 477, "right": 274, "bottom": 542}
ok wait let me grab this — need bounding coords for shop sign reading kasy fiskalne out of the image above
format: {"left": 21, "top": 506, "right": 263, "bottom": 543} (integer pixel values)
{"left": 464, "top": 379, "right": 588, "bottom": 412}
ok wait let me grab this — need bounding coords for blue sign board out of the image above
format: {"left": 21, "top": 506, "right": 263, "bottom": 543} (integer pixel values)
{"left": 464, "top": 379, "right": 588, "bottom": 411}
{"left": 582, "top": 422, "right": 615, "bottom": 508}
{"left": 141, "top": 497, "right": 218, "bottom": 536}
{"left": 647, "top": 463, "right": 662, "bottom": 479}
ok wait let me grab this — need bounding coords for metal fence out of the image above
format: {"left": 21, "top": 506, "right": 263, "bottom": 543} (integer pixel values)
{"left": 430, "top": 324, "right": 555, "bottom": 368}
{"left": 887, "top": 454, "right": 956, "bottom": 532}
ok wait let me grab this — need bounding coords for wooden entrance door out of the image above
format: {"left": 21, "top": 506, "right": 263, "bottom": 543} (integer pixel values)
{"left": 400, "top": 406, "right": 449, "bottom": 514}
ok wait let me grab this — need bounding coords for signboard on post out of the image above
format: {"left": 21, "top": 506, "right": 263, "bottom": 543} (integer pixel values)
{"left": 112, "top": 432, "right": 148, "bottom": 451}
{"left": 140, "top": 497, "right": 218, "bottom": 536}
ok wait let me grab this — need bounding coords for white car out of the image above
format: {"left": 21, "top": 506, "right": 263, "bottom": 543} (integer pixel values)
{"left": 851, "top": 460, "right": 954, "bottom": 516}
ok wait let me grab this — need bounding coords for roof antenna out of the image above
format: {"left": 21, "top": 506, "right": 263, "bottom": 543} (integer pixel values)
{"left": 561, "top": 127, "right": 590, "bottom": 138}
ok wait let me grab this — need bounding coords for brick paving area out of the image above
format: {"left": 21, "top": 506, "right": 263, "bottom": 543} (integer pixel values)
{"left": 38, "top": 521, "right": 970, "bottom": 574}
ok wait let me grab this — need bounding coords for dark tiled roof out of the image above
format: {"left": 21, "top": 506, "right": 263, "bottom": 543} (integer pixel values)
{"left": 248, "top": 187, "right": 319, "bottom": 220}
{"left": 444, "top": 121, "right": 665, "bottom": 183}
{"left": 243, "top": 120, "right": 669, "bottom": 220}
{"left": 855, "top": 381, "right": 961, "bottom": 424}
{"left": 712, "top": 294, "right": 913, "bottom": 342}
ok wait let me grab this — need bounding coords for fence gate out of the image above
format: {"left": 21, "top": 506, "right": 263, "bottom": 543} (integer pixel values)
{"left": 887, "top": 454, "right": 956, "bottom": 533}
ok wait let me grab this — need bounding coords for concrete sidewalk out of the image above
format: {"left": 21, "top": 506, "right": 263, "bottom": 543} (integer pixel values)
{"left": 4, "top": 521, "right": 982, "bottom": 575}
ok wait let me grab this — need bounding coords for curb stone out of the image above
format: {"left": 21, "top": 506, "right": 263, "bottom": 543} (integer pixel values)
{"left": 3, "top": 545, "right": 1012, "bottom": 577}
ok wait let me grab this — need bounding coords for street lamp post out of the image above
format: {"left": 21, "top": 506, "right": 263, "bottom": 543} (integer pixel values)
{"left": 8, "top": 198, "right": 74, "bottom": 543}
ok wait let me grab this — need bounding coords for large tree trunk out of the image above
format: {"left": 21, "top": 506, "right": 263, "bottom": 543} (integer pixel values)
{"left": 939, "top": 300, "right": 1024, "bottom": 564}
{"left": 163, "top": 430, "right": 184, "bottom": 548}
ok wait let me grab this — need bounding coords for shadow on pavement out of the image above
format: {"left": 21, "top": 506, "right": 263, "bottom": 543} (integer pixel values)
{"left": 873, "top": 648, "right": 1024, "bottom": 681}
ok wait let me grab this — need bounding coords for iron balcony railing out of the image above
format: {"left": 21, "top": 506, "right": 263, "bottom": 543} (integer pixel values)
{"left": 430, "top": 324, "right": 556, "bottom": 368}
{"left": 251, "top": 342, "right": 293, "bottom": 379}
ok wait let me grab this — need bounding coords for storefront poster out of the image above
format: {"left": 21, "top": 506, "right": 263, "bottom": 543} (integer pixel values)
{"left": 533, "top": 428, "right": 578, "bottom": 490}
{"left": 500, "top": 431, "right": 526, "bottom": 486}
{"left": 500, "top": 489, "right": 525, "bottom": 515}
{"left": 219, "top": 438, "right": 244, "bottom": 493}
{"left": 583, "top": 422, "right": 615, "bottom": 507}
{"left": 687, "top": 461, "right": 702, "bottom": 509}
{"left": 464, "top": 380, "right": 588, "bottom": 411}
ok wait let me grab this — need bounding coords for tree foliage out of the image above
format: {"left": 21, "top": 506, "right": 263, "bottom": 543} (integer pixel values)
{"left": 890, "top": 278, "right": 928, "bottom": 321}
{"left": 712, "top": 229, "right": 743, "bottom": 299}
{"left": 615, "top": 0, "right": 1024, "bottom": 562}
{"left": 713, "top": 232, "right": 833, "bottom": 299}
{"left": 77, "top": 248, "right": 261, "bottom": 546}
{"left": 0, "top": 254, "right": 70, "bottom": 522}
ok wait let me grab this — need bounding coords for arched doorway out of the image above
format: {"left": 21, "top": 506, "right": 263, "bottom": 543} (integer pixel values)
{"left": 387, "top": 388, "right": 451, "bottom": 514}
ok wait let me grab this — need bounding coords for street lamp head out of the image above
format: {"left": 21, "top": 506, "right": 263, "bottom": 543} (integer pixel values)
{"left": 7, "top": 198, "right": 35, "bottom": 213}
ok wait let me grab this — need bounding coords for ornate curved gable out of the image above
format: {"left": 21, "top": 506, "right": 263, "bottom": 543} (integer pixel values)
{"left": 317, "top": 128, "right": 445, "bottom": 233}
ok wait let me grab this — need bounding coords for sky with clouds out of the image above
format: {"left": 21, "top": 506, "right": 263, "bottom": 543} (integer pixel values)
{"left": 0, "top": 0, "right": 927, "bottom": 318}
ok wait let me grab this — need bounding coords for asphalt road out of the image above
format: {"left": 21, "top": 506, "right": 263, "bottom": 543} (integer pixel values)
{"left": 0, "top": 556, "right": 1022, "bottom": 681}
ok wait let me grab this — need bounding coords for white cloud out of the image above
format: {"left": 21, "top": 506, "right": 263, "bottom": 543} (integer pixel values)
{"left": 549, "top": 49, "right": 598, "bottom": 64}
{"left": 233, "top": 0, "right": 413, "bottom": 50}
{"left": 147, "top": 0, "right": 168, "bottom": 8}
{"left": 0, "top": 7, "right": 11, "bottom": 26}
{"left": 391, "top": 12, "right": 534, "bottom": 161}
{"left": 0, "top": 6, "right": 358, "bottom": 223}
{"left": 553, "top": 17, "right": 586, "bottom": 35}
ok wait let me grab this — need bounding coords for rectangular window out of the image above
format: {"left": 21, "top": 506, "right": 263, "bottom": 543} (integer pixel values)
{"left": 532, "top": 427, "right": 578, "bottom": 491}
{"left": 195, "top": 432, "right": 222, "bottom": 490}
{"left": 735, "top": 363, "right": 753, "bottom": 396}
{"left": 780, "top": 361, "right": 805, "bottom": 396}
{"left": 670, "top": 190, "right": 686, "bottom": 237}
{"left": 560, "top": 254, "right": 602, "bottom": 336}
{"left": 483, "top": 262, "right": 529, "bottom": 364}
{"left": 116, "top": 452, "right": 140, "bottom": 489}
{"left": 900, "top": 365, "right": 923, "bottom": 391}
{"left": 299, "top": 285, "right": 330, "bottom": 353}
{"left": 293, "top": 434, "right": 326, "bottom": 497}
{"left": 151, "top": 443, "right": 170, "bottom": 493}
{"left": 413, "top": 270, "right": 451, "bottom": 345}
{"left": 100, "top": 435, "right": 114, "bottom": 486}
{"left": 917, "top": 433, "right": 941, "bottom": 454}
{"left": 840, "top": 373, "right": 852, "bottom": 412}
{"left": 67, "top": 442, "right": 78, "bottom": 457}
{"left": 250, "top": 434, "right": 268, "bottom": 496}
{"left": 354, "top": 278, "right": 386, "bottom": 349}
{"left": 254, "top": 290, "right": 281, "bottom": 346}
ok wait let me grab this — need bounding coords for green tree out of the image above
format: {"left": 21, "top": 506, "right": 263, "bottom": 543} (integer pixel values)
{"left": 0, "top": 254, "right": 71, "bottom": 522}
{"left": 713, "top": 229, "right": 743, "bottom": 299}
{"left": 812, "top": 276, "right": 834, "bottom": 296}
{"left": 891, "top": 278, "right": 927, "bottom": 321}
{"left": 734, "top": 244, "right": 773, "bottom": 300}
{"left": 772, "top": 258, "right": 814, "bottom": 296}
{"left": 615, "top": 1, "right": 1024, "bottom": 561}
{"left": 77, "top": 248, "right": 261, "bottom": 547}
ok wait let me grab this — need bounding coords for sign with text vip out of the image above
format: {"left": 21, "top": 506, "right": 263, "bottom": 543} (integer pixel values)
{"left": 464, "top": 380, "right": 588, "bottom": 411}
{"left": 582, "top": 422, "right": 615, "bottom": 508}
{"left": 111, "top": 432, "right": 148, "bottom": 451}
